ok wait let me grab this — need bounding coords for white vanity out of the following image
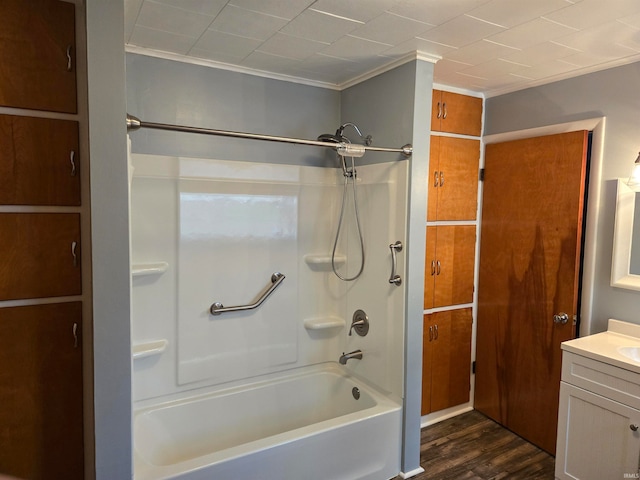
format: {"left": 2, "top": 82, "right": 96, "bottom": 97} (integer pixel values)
{"left": 556, "top": 319, "right": 640, "bottom": 479}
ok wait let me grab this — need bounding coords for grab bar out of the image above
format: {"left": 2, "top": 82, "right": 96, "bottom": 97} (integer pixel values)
{"left": 388, "top": 241, "right": 402, "bottom": 286}
{"left": 210, "top": 272, "right": 285, "bottom": 315}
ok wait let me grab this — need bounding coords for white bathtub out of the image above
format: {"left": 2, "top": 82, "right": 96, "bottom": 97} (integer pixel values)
{"left": 134, "top": 363, "right": 403, "bottom": 480}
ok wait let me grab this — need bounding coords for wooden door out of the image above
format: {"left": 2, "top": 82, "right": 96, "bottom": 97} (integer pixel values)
{"left": 0, "top": 302, "right": 84, "bottom": 480}
{"left": 424, "top": 226, "right": 437, "bottom": 309}
{"left": 431, "top": 90, "right": 482, "bottom": 136}
{"left": 433, "top": 225, "right": 476, "bottom": 308}
{"left": 428, "top": 136, "right": 480, "bottom": 221}
{"left": 0, "top": 115, "right": 80, "bottom": 205}
{"left": 0, "top": 0, "right": 77, "bottom": 113}
{"left": 422, "top": 309, "right": 473, "bottom": 415}
{"left": 475, "top": 130, "right": 588, "bottom": 454}
{"left": 0, "top": 213, "right": 81, "bottom": 300}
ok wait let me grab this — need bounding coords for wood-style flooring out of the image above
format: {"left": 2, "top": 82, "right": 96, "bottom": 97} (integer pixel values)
{"left": 398, "top": 410, "right": 555, "bottom": 480}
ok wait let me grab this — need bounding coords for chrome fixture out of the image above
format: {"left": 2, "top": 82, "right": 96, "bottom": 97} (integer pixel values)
{"left": 210, "top": 272, "right": 285, "bottom": 315}
{"left": 349, "top": 309, "right": 369, "bottom": 337}
{"left": 388, "top": 241, "right": 402, "bottom": 286}
{"left": 553, "top": 312, "right": 569, "bottom": 325}
{"left": 126, "top": 114, "right": 412, "bottom": 157}
{"left": 339, "top": 350, "right": 363, "bottom": 365}
{"left": 318, "top": 123, "right": 370, "bottom": 282}
{"left": 628, "top": 151, "right": 640, "bottom": 189}
{"left": 352, "top": 387, "right": 361, "bottom": 400}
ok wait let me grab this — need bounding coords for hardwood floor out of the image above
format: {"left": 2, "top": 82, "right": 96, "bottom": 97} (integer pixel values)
{"left": 399, "top": 410, "right": 555, "bottom": 480}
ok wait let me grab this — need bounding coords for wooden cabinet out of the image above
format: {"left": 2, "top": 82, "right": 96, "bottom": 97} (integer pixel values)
{"left": 0, "top": 213, "right": 81, "bottom": 300}
{"left": 0, "top": 0, "right": 77, "bottom": 113}
{"left": 422, "top": 308, "right": 473, "bottom": 415}
{"left": 424, "top": 225, "right": 476, "bottom": 309}
{"left": 0, "top": 302, "right": 84, "bottom": 480}
{"left": 428, "top": 136, "right": 480, "bottom": 221}
{"left": 556, "top": 352, "right": 640, "bottom": 479}
{"left": 431, "top": 90, "right": 482, "bottom": 136}
{"left": 0, "top": 114, "right": 80, "bottom": 205}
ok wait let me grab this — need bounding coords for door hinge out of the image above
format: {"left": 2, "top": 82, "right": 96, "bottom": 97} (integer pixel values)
{"left": 472, "top": 360, "right": 476, "bottom": 374}
{"left": 479, "top": 168, "right": 485, "bottom": 181}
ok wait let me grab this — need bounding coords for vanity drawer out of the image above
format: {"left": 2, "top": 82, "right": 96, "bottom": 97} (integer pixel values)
{"left": 562, "top": 351, "right": 640, "bottom": 409}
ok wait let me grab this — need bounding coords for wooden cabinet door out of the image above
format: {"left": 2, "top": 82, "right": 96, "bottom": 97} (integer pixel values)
{"left": 425, "top": 226, "right": 476, "bottom": 309}
{"left": 424, "top": 226, "right": 437, "bottom": 309}
{"left": 421, "top": 313, "right": 434, "bottom": 415}
{"left": 0, "top": 0, "right": 77, "bottom": 113}
{"left": 0, "top": 213, "right": 81, "bottom": 300}
{"left": 431, "top": 90, "right": 482, "bottom": 136}
{"left": 422, "top": 308, "right": 473, "bottom": 415}
{"left": 0, "top": 302, "right": 84, "bottom": 480}
{"left": 427, "top": 136, "right": 480, "bottom": 221}
{"left": 556, "top": 383, "right": 640, "bottom": 480}
{"left": 0, "top": 115, "right": 80, "bottom": 205}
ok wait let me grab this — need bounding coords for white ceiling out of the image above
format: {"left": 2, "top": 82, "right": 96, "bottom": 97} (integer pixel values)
{"left": 124, "top": 0, "right": 640, "bottom": 96}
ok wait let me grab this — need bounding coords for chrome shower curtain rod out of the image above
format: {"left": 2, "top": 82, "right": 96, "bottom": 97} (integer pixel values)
{"left": 125, "top": 114, "right": 413, "bottom": 157}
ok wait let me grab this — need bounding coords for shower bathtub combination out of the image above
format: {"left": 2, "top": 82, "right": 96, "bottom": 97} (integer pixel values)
{"left": 128, "top": 117, "right": 411, "bottom": 480}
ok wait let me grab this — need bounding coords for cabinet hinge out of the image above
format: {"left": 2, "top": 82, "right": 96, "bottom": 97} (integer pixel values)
{"left": 472, "top": 361, "right": 476, "bottom": 374}
{"left": 479, "top": 168, "right": 485, "bottom": 181}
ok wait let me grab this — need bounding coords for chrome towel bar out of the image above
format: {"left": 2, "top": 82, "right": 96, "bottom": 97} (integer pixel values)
{"left": 209, "top": 272, "right": 285, "bottom": 316}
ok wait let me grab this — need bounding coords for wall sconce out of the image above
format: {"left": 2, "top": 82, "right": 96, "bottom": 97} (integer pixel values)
{"left": 628, "top": 152, "right": 640, "bottom": 190}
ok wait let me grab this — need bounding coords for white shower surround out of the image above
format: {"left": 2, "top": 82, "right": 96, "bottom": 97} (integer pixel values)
{"left": 130, "top": 153, "right": 407, "bottom": 478}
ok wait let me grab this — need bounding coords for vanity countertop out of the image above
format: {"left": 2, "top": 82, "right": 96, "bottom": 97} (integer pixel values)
{"left": 562, "top": 319, "right": 640, "bottom": 374}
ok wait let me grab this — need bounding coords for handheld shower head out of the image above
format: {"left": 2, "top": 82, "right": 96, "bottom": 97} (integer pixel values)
{"left": 317, "top": 133, "right": 343, "bottom": 143}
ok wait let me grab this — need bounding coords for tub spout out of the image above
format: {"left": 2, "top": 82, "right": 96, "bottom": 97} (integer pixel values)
{"left": 339, "top": 350, "right": 363, "bottom": 365}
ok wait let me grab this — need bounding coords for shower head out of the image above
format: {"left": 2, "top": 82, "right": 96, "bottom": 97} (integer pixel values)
{"left": 317, "top": 133, "right": 344, "bottom": 143}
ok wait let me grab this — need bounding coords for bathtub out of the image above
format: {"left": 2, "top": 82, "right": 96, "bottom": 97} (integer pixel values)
{"left": 134, "top": 363, "right": 403, "bottom": 480}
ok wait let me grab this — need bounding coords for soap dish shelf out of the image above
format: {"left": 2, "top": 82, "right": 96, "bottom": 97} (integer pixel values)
{"left": 304, "top": 317, "right": 345, "bottom": 331}
{"left": 132, "top": 262, "right": 169, "bottom": 277}
{"left": 304, "top": 255, "right": 346, "bottom": 270}
{"left": 133, "top": 339, "right": 168, "bottom": 360}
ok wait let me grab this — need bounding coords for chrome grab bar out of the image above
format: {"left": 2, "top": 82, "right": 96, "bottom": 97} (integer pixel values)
{"left": 210, "top": 272, "right": 285, "bottom": 315}
{"left": 388, "top": 241, "right": 402, "bottom": 286}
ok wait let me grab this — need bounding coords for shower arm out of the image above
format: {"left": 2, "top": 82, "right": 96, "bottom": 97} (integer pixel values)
{"left": 126, "top": 114, "right": 413, "bottom": 157}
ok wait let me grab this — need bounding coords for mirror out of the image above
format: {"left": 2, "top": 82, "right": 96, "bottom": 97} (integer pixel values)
{"left": 611, "top": 179, "right": 640, "bottom": 290}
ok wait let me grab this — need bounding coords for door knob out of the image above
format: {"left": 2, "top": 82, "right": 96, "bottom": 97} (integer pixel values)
{"left": 554, "top": 313, "right": 569, "bottom": 324}
{"left": 631, "top": 424, "right": 638, "bottom": 432}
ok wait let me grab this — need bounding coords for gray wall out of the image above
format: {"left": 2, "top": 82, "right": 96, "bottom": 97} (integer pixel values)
{"left": 485, "top": 61, "right": 640, "bottom": 333}
{"left": 341, "top": 61, "right": 419, "bottom": 165}
{"left": 342, "top": 59, "right": 434, "bottom": 474}
{"left": 126, "top": 54, "right": 340, "bottom": 167}
{"left": 86, "top": 1, "right": 132, "bottom": 478}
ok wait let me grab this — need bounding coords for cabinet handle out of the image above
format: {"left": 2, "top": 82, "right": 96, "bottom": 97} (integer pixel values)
{"left": 71, "top": 241, "right": 78, "bottom": 267}
{"left": 440, "top": 171, "right": 444, "bottom": 187}
{"left": 73, "top": 322, "right": 79, "bottom": 348}
{"left": 70, "top": 151, "right": 77, "bottom": 176}
{"left": 66, "top": 45, "right": 73, "bottom": 72}
{"left": 437, "top": 102, "right": 442, "bottom": 119}
{"left": 431, "top": 260, "right": 436, "bottom": 276}
{"left": 436, "top": 260, "right": 441, "bottom": 275}
{"left": 429, "top": 325, "right": 433, "bottom": 341}
{"left": 434, "top": 324, "right": 439, "bottom": 340}
{"left": 631, "top": 424, "right": 639, "bottom": 432}
{"left": 434, "top": 171, "right": 439, "bottom": 187}
{"left": 442, "top": 102, "right": 447, "bottom": 119}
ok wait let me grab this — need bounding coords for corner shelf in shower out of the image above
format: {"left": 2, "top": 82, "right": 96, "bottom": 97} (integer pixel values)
{"left": 303, "top": 255, "right": 346, "bottom": 270}
{"left": 304, "top": 317, "right": 345, "bottom": 331}
{"left": 131, "top": 262, "right": 169, "bottom": 277}
{"left": 133, "top": 339, "right": 168, "bottom": 360}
